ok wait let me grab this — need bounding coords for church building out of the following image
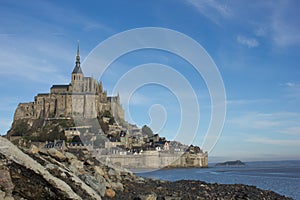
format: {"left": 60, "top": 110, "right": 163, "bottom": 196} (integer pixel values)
{"left": 13, "top": 43, "right": 124, "bottom": 121}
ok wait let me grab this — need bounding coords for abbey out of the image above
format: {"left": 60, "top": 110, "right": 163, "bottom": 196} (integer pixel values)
{"left": 14, "top": 44, "right": 124, "bottom": 121}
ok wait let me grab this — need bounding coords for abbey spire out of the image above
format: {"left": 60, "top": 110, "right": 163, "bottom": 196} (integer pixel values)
{"left": 76, "top": 40, "right": 80, "bottom": 65}
{"left": 72, "top": 40, "right": 83, "bottom": 74}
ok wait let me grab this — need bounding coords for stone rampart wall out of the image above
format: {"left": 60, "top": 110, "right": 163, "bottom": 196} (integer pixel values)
{"left": 98, "top": 152, "right": 208, "bottom": 169}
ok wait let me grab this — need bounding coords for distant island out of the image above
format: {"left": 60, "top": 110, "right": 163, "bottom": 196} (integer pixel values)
{"left": 215, "top": 160, "right": 245, "bottom": 166}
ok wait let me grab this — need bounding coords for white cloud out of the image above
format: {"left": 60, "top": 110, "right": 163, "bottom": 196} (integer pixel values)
{"left": 1, "top": 0, "right": 113, "bottom": 35}
{"left": 186, "top": 0, "right": 233, "bottom": 24}
{"left": 254, "top": 26, "right": 268, "bottom": 37}
{"left": 246, "top": 136, "right": 300, "bottom": 146}
{"left": 186, "top": 0, "right": 300, "bottom": 48}
{"left": 228, "top": 111, "right": 300, "bottom": 133}
{"left": 227, "top": 98, "right": 272, "bottom": 106}
{"left": 236, "top": 35, "right": 259, "bottom": 48}
{"left": 0, "top": 38, "right": 71, "bottom": 84}
{"left": 252, "top": 1, "right": 300, "bottom": 47}
{"left": 284, "top": 82, "right": 296, "bottom": 87}
{"left": 281, "top": 82, "right": 300, "bottom": 99}
{"left": 279, "top": 126, "right": 300, "bottom": 136}
{"left": 270, "top": 3, "right": 300, "bottom": 47}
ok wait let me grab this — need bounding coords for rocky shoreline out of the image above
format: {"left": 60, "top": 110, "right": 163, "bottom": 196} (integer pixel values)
{"left": 113, "top": 178, "right": 292, "bottom": 200}
{"left": 0, "top": 137, "right": 292, "bottom": 200}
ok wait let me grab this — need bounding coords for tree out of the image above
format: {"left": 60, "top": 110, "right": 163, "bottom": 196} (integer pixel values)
{"left": 109, "top": 117, "right": 115, "bottom": 125}
{"left": 99, "top": 119, "right": 109, "bottom": 134}
{"left": 142, "top": 125, "right": 154, "bottom": 137}
{"left": 14, "top": 121, "right": 29, "bottom": 134}
{"left": 47, "top": 126, "right": 66, "bottom": 141}
{"left": 103, "top": 110, "right": 112, "bottom": 118}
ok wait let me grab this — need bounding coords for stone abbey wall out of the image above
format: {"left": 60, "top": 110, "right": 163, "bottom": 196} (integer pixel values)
{"left": 14, "top": 85, "right": 123, "bottom": 121}
{"left": 13, "top": 45, "right": 124, "bottom": 122}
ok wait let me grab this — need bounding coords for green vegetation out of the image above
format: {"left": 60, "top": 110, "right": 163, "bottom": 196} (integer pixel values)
{"left": 47, "top": 126, "right": 67, "bottom": 141}
{"left": 103, "top": 110, "right": 112, "bottom": 118}
{"left": 109, "top": 116, "right": 115, "bottom": 125}
{"left": 142, "top": 125, "right": 154, "bottom": 137}
{"left": 11, "top": 118, "right": 73, "bottom": 142}
{"left": 14, "top": 121, "right": 29, "bottom": 134}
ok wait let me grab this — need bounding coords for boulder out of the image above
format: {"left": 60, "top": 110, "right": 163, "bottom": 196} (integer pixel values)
{"left": 68, "top": 158, "right": 84, "bottom": 175}
{"left": 0, "top": 137, "right": 81, "bottom": 199}
{"left": 137, "top": 192, "right": 157, "bottom": 200}
{"left": 0, "top": 190, "right": 14, "bottom": 200}
{"left": 65, "top": 152, "right": 77, "bottom": 161}
{"left": 28, "top": 144, "right": 39, "bottom": 154}
{"left": 47, "top": 148, "right": 66, "bottom": 161}
{"left": 108, "top": 168, "right": 116, "bottom": 176}
{"left": 94, "top": 166, "right": 105, "bottom": 176}
{"left": 79, "top": 174, "right": 106, "bottom": 197}
{"left": 105, "top": 188, "right": 115, "bottom": 198}
{"left": 110, "top": 182, "right": 124, "bottom": 191}
{"left": 0, "top": 170, "right": 14, "bottom": 194}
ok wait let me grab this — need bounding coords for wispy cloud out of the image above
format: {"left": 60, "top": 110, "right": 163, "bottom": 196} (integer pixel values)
{"left": 1, "top": 0, "right": 114, "bottom": 35}
{"left": 284, "top": 82, "right": 296, "bottom": 87}
{"left": 187, "top": 0, "right": 300, "bottom": 48}
{"left": 246, "top": 136, "right": 300, "bottom": 146}
{"left": 229, "top": 111, "right": 300, "bottom": 132}
{"left": 186, "top": 0, "right": 233, "bottom": 24}
{"left": 270, "top": 1, "right": 300, "bottom": 47}
{"left": 236, "top": 35, "right": 259, "bottom": 48}
{"left": 0, "top": 38, "right": 71, "bottom": 84}
{"left": 254, "top": 26, "right": 268, "bottom": 37}
{"left": 281, "top": 82, "right": 300, "bottom": 100}
{"left": 227, "top": 98, "right": 271, "bottom": 106}
{"left": 251, "top": 1, "right": 300, "bottom": 48}
{"left": 279, "top": 126, "right": 300, "bottom": 136}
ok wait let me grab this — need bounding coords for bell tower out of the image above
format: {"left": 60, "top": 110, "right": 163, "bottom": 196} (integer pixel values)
{"left": 71, "top": 41, "right": 83, "bottom": 92}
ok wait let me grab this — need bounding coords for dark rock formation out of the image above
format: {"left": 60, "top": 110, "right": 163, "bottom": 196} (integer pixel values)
{"left": 215, "top": 160, "right": 245, "bottom": 166}
{"left": 0, "top": 137, "right": 134, "bottom": 199}
{"left": 114, "top": 179, "right": 292, "bottom": 200}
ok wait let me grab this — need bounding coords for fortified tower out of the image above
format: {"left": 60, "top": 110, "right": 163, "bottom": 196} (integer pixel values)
{"left": 71, "top": 42, "right": 84, "bottom": 93}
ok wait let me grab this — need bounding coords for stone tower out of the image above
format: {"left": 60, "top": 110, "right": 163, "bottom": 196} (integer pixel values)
{"left": 71, "top": 41, "right": 84, "bottom": 93}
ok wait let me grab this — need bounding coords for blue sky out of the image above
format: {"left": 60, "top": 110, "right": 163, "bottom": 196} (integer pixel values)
{"left": 1, "top": 0, "right": 300, "bottom": 161}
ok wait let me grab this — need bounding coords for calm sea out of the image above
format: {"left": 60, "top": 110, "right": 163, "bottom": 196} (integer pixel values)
{"left": 137, "top": 160, "right": 300, "bottom": 200}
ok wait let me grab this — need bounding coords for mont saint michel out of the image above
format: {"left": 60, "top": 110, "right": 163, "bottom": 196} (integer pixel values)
{"left": 6, "top": 44, "right": 208, "bottom": 169}
{"left": 1, "top": 45, "right": 290, "bottom": 200}
{"left": 12, "top": 44, "right": 124, "bottom": 121}
{"left": 1, "top": 1, "right": 299, "bottom": 199}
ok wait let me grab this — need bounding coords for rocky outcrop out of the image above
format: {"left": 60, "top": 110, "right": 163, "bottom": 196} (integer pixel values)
{"left": 116, "top": 179, "right": 293, "bottom": 200}
{"left": 0, "top": 137, "right": 135, "bottom": 199}
{"left": 0, "top": 137, "right": 292, "bottom": 200}
{"left": 0, "top": 137, "right": 82, "bottom": 199}
{"left": 215, "top": 160, "right": 245, "bottom": 166}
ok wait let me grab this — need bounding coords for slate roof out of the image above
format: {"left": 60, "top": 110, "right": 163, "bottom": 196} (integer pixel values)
{"left": 45, "top": 140, "right": 65, "bottom": 149}
{"left": 72, "top": 65, "right": 83, "bottom": 74}
{"left": 51, "top": 84, "right": 69, "bottom": 89}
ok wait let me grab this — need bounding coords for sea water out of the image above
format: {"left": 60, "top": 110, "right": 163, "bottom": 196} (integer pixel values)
{"left": 138, "top": 160, "right": 300, "bottom": 199}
